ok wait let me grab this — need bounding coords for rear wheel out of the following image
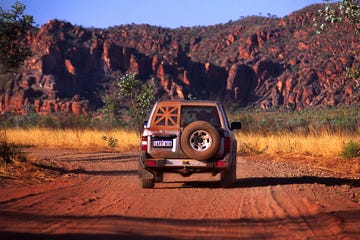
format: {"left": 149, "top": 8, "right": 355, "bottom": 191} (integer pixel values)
{"left": 220, "top": 156, "right": 237, "bottom": 188}
{"left": 141, "top": 178, "right": 155, "bottom": 188}
{"left": 138, "top": 162, "right": 155, "bottom": 188}
{"left": 154, "top": 173, "right": 164, "bottom": 183}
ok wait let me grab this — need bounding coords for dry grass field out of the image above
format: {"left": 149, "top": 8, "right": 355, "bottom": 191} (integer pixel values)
{"left": 3, "top": 128, "right": 139, "bottom": 152}
{"left": 2, "top": 128, "right": 359, "bottom": 158}
{"left": 236, "top": 132, "right": 360, "bottom": 157}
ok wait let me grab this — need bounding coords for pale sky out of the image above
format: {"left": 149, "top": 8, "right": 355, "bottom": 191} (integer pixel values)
{"left": 1, "top": 0, "right": 325, "bottom": 28}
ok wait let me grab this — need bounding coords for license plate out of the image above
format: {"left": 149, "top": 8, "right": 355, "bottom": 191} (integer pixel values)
{"left": 153, "top": 140, "right": 173, "bottom": 148}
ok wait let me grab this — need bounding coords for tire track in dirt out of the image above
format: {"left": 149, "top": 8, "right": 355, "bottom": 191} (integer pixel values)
{"left": 0, "top": 178, "right": 83, "bottom": 207}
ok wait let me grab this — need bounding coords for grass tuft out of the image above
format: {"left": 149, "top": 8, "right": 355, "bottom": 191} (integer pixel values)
{"left": 339, "top": 140, "right": 360, "bottom": 159}
{"left": 0, "top": 131, "right": 27, "bottom": 164}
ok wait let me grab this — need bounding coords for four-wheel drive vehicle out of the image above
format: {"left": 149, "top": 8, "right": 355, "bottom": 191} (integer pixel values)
{"left": 138, "top": 100, "right": 241, "bottom": 188}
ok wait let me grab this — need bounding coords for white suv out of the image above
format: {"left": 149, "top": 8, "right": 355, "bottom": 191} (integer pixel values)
{"left": 138, "top": 100, "right": 241, "bottom": 188}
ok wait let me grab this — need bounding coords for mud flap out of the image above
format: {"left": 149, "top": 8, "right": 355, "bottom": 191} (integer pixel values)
{"left": 138, "top": 166, "right": 154, "bottom": 180}
{"left": 138, "top": 154, "right": 154, "bottom": 180}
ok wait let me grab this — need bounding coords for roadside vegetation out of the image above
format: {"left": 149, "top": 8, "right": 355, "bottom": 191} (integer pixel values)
{"left": 233, "top": 106, "right": 360, "bottom": 157}
{"left": 1, "top": 105, "right": 359, "bottom": 159}
{"left": 237, "top": 132, "right": 360, "bottom": 157}
{"left": 4, "top": 128, "right": 138, "bottom": 151}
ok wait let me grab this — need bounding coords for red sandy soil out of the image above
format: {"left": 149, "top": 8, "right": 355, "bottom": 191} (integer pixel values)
{"left": 0, "top": 148, "right": 359, "bottom": 239}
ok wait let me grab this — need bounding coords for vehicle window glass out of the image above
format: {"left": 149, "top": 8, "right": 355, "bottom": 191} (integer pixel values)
{"left": 181, "top": 106, "right": 220, "bottom": 127}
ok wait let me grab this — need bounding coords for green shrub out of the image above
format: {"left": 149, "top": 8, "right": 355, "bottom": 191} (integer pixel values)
{"left": 340, "top": 140, "right": 360, "bottom": 159}
{"left": 102, "top": 135, "right": 118, "bottom": 148}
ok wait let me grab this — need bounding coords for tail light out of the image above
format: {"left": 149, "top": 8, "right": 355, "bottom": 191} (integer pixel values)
{"left": 216, "top": 161, "right": 228, "bottom": 167}
{"left": 141, "top": 136, "right": 148, "bottom": 152}
{"left": 224, "top": 137, "right": 231, "bottom": 153}
{"left": 144, "top": 160, "right": 156, "bottom": 167}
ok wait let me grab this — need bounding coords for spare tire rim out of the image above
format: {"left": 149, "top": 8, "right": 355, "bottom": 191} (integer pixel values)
{"left": 189, "top": 130, "right": 212, "bottom": 152}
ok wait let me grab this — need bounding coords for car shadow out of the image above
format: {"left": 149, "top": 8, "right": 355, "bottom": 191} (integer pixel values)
{"left": 162, "top": 176, "right": 360, "bottom": 189}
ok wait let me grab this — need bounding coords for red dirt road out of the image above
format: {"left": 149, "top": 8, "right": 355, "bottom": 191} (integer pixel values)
{"left": 0, "top": 148, "right": 359, "bottom": 239}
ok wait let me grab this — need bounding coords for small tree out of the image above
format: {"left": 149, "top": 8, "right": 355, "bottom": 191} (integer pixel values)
{"left": 0, "top": 1, "right": 34, "bottom": 73}
{"left": 101, "top": 73, "right": 156, "bottom": 133}
{"left": 118, "top": 73, "right": 156, "bottom": 134}
{"left": 100, "top": 86, "right": 124, "bottom": 128}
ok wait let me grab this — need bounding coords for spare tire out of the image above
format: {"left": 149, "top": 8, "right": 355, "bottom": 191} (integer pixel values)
{"left": 181, "top": 121, "right": 220, "bottom": 160}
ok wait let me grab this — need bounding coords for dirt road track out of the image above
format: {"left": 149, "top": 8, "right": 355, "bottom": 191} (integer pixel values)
{"left": 0, "top": 148, "right": 359, "bottom": 239}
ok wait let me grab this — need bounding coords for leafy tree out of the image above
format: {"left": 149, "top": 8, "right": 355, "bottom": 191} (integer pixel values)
{"left": 314, "top": 0, "right": 360, "bottom": 33}
{"left": 100, "top": 85, "right": 124, "bottom": 128}
{"left": 118, "top": 73, "right": 156, "bottom": 134}
{"left": 101, "top": 73, "right": 156, "bottom": 133}
{"left": 0, "top": 1, "right": 34, "bottom": 73}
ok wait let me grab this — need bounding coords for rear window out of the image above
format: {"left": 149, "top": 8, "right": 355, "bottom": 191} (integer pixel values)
{"left": 181, "top": 106, "right": 220, "bottom": 128}
{"left": 152, "top": 105, "right": 179, "bottom": 127}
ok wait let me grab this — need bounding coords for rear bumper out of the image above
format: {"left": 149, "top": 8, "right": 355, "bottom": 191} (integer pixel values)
{"left": 139, "top": 153, "right": 232, "bottom": 173}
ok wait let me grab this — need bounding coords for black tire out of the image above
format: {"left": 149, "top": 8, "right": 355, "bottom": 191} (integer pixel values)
{"left": 154, "top": 173, "right": 164, "bottom": 183}
{"left": 220, "top": 156, "right": 237, "bottom": 188}
{"left": 141, "top": 178, "right": 155, "bottom": 188}
{"left": 138, "top": 162, "right": 155, "bottom": 188}
{"left": 181, "top": 121, "right": 220, "bottom": 160}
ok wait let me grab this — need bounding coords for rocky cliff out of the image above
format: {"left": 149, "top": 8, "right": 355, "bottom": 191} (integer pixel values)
{"left": 0, "top": 4, "right": 359, "bottom": 115}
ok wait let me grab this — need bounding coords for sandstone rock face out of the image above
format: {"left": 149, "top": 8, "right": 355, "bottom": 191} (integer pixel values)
{"left": 0, "top": 5, "right": 359, "bottom": 115}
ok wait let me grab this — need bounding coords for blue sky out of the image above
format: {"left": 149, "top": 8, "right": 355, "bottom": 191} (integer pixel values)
{"left": 1, "top": 0, "right": 325, "bottom": 28}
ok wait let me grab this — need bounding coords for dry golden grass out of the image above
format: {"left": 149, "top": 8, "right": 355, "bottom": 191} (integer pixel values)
{"left": 236, "top": 132, "right": 360, "bottom": 157}
{"left": 4, "top": 128, "right": 139, "bottom": 151}
{"left": 3, "top": 128, "right": 360, "bottom": 157}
